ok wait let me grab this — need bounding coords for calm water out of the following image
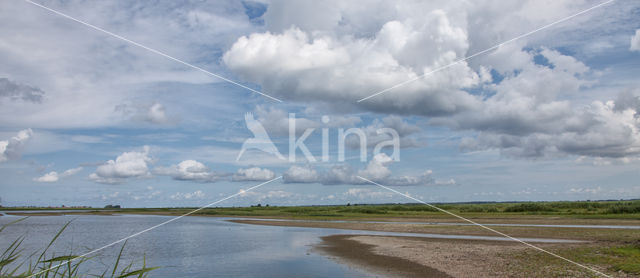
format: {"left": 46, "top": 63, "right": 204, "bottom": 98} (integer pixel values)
{"left": 0, "top": 215, "right": 376, "bottom": 277}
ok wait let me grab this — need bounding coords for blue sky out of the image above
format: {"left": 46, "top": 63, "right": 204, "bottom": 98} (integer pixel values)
{"left": 1, "top": 0, "right": 639, "bottom": 207}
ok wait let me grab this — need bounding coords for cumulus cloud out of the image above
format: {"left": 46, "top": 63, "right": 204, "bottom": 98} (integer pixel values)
{"left": 253, "top": 105, "right": 361, "bottom": 137}
{"left": 283, "top": 165, "right": 320, "bottom": 183}
{"left": 115, "top": 102, "right": 170, "bottom": 124}
{"left": 283, "top": 153, "right": 451, "bottom": 186}
{"left": 0, "top": 129, "right": 33, "bottom": 163}
{"left": 344, "top": 115, "right": 423, "bottom": 149}
{"left": 0, "top": 78, "right": 44, "bottom": 103}
{"left": 34, "top": 167, "right": 83, "bottom": 183}
{"left": 146, "top": 103, "right": 169, "bottom": 124}
{"left": 343, "top": 188, "right": 394, "bottom": 200}
{"left": 439, "top": 47, "right": 640, "bottom": 158}
{"left": 223, "top": 1, "right": 602, "bottom": 116}
{"left": 631, "top": 29, "right": 640, "bottom": 51}
{"left": 170, "top": 190, "right": 205, "bottom": 200}
{"left": 154, "top": 160, "right": 222, "bottom": 182}
{"left": 568, "top": 186, "right": 602, "bottom": 194}
{"left": 357, "top": 153, "right": 393, "bottom": 180}
{"left": 238, "top": 190, "right": 298, "bottom": 202}
{"left": 253, "top": 106, "right": 421, "bottom": 150}
{"left": 224, "top": 19, "right": 482, "bottom": 116}
{"left": 232, "top": 167, "right": 275, "bottom": 181}
{"left": 89, "top": 146, "right": 152, "bottom": 184}
{"left": 459, "top": 97, "right": 640, "bottom": 158}
{"left": 222, "top": 1, "right": 640, "bottom": 159}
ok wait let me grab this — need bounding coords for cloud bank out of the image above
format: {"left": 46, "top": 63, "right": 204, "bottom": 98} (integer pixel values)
{"left": 283, "top": 153, "right": 453, "bottom": 186}
{"left": 224, "top": 1, "right": 640, "bottom": 159}
{"left": 34, "top": 167, "right": 83, "bottom": 183}
{"left": 154, "top": 160, "right": 223, "bottom": 183}
{"left": 0, "top": 129, "right": 33, "bottom": 163}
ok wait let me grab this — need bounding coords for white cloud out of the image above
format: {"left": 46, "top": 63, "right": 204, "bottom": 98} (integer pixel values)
{"left": 34, "top": 167, "right": 83, "bottom": 183}
{"left": 253, "top": 106, "right": 421, "bottom": 150}
{"left": 344, "top": 115, "right": 423, "bottom": 149}
{"left": 283, "top": 153, "right": 450, "bottom": 186}
{"left": 170, "top": 190, "right": 205, "bottom": 200}
{"left": 232, "top": 167, "right": 275, "bottom": 181}
{"left": 239, "top": 190, "right": 294, "bottom": 201}
{"left": 115, "top": 102, "right": 170, "bottom": 125}
{"left": 223, "top": 1, "right": 609, "bottom": 117}
{"left": 224, "top": 20, "right": 482, "bottom": 116}
{"left": 222, "top": 1, "right": 640, "bottom": 159}
{"left": 343, "top": 188, "right": 394, "bottom": 200}
{"left": 283, "top": 165, "right": 320, "bottom": 183}
{"left": 0, "top": 129, "right": 33, "bottom": 162}
{"left": 154, "top": 160, "right": 222, "bottom": 182}
{"left": 0, "top": 0, "right": 256, "bottom": 129}
{"left": 253, "top": 105, "right": 361, "bottom": 137}
{"left": 89, "top": 146, "right": 152, "bottom": 184}
{"left": 146, "top": 103, "right": 168, "bottom": 124}
{"left": 631, "top": 29, "right": 640, "bottom": 51}
{"left": 440, "top": 47, "right": 640, "bottom": 158}
{"left": 568, "top": 186, "right": 602, "bottom": 194}
{"left": 357, "top": 153, "right": 393, "bottom": 180}
{"left": 459, "top": 98, "right": 640, "bottom": 158}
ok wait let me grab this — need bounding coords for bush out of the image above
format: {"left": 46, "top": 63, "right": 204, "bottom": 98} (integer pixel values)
{"left": 503, "top": 203, "right": 556, "bottom": 212}
{"left": 607, "top": 203, "right": 640, "bottom": 214}
{"left": 337, "top": 207, "right": 387, "bottom": 214}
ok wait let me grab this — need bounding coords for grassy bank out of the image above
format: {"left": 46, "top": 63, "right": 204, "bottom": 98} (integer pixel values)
{"left": 5, "top": 200, "right": 640, "bottom": 220}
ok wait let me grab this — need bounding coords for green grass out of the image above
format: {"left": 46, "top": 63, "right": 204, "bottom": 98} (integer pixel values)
{"left": 0, "top": 218, "right": 158, "bottom": 278}
{"left": 608, "top": 246, "right": 640, "bottom": 274}
{"left": 504, "top": 244, "right": 640, "bottom": 277}
{"left": 6, "top": 200, "right": 640, "bottom": 219}
{"left": 156, "top": 200, "right": 640, "bottom": 219}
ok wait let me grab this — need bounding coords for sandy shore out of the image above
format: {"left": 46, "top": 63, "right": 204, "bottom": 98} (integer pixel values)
{"left": 318, "top": 234, "right": 541, "bottom": 278}
{"left": 318, "top": 235, "right": 621, "bottom": 278}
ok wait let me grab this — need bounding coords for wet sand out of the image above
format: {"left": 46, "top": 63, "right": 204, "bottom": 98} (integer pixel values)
{"left": 319, "top": 235, "right": 584, "bottom": 278}
{"left": 317, "top": 234, "right": 452, "bottom": 278}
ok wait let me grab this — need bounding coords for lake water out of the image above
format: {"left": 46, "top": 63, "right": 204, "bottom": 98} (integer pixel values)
{"left": 0, "top": 214, "right": 376, "bottom": 277}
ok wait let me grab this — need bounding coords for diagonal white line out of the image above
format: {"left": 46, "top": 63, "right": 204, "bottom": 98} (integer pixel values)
{"left": 356, "top": 176, "right": 612, "bottom": 278}
{"left": 21, "top": 0, "right": 283, "bottom": 103}
{"left": 357, "top": 0, "right": 615, "bottom": 103}
{"left": 27, "top": 176, "right": 282, "bottom": 278}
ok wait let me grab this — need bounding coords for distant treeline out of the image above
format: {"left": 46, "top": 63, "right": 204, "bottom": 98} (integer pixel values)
{"left": 3, "top": 200, "right": 640, "bottom": 216}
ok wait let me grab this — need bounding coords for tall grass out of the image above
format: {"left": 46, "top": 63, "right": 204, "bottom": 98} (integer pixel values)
{"left": 185, "top": 200, "right": 640, "bottom": 218}
{"left": 0, "top": 218, "right": 157, "bottom": 278}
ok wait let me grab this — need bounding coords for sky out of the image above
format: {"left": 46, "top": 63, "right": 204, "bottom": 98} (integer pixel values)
{"left": 1, "top": 0, "right": 639, "bottom": 207}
